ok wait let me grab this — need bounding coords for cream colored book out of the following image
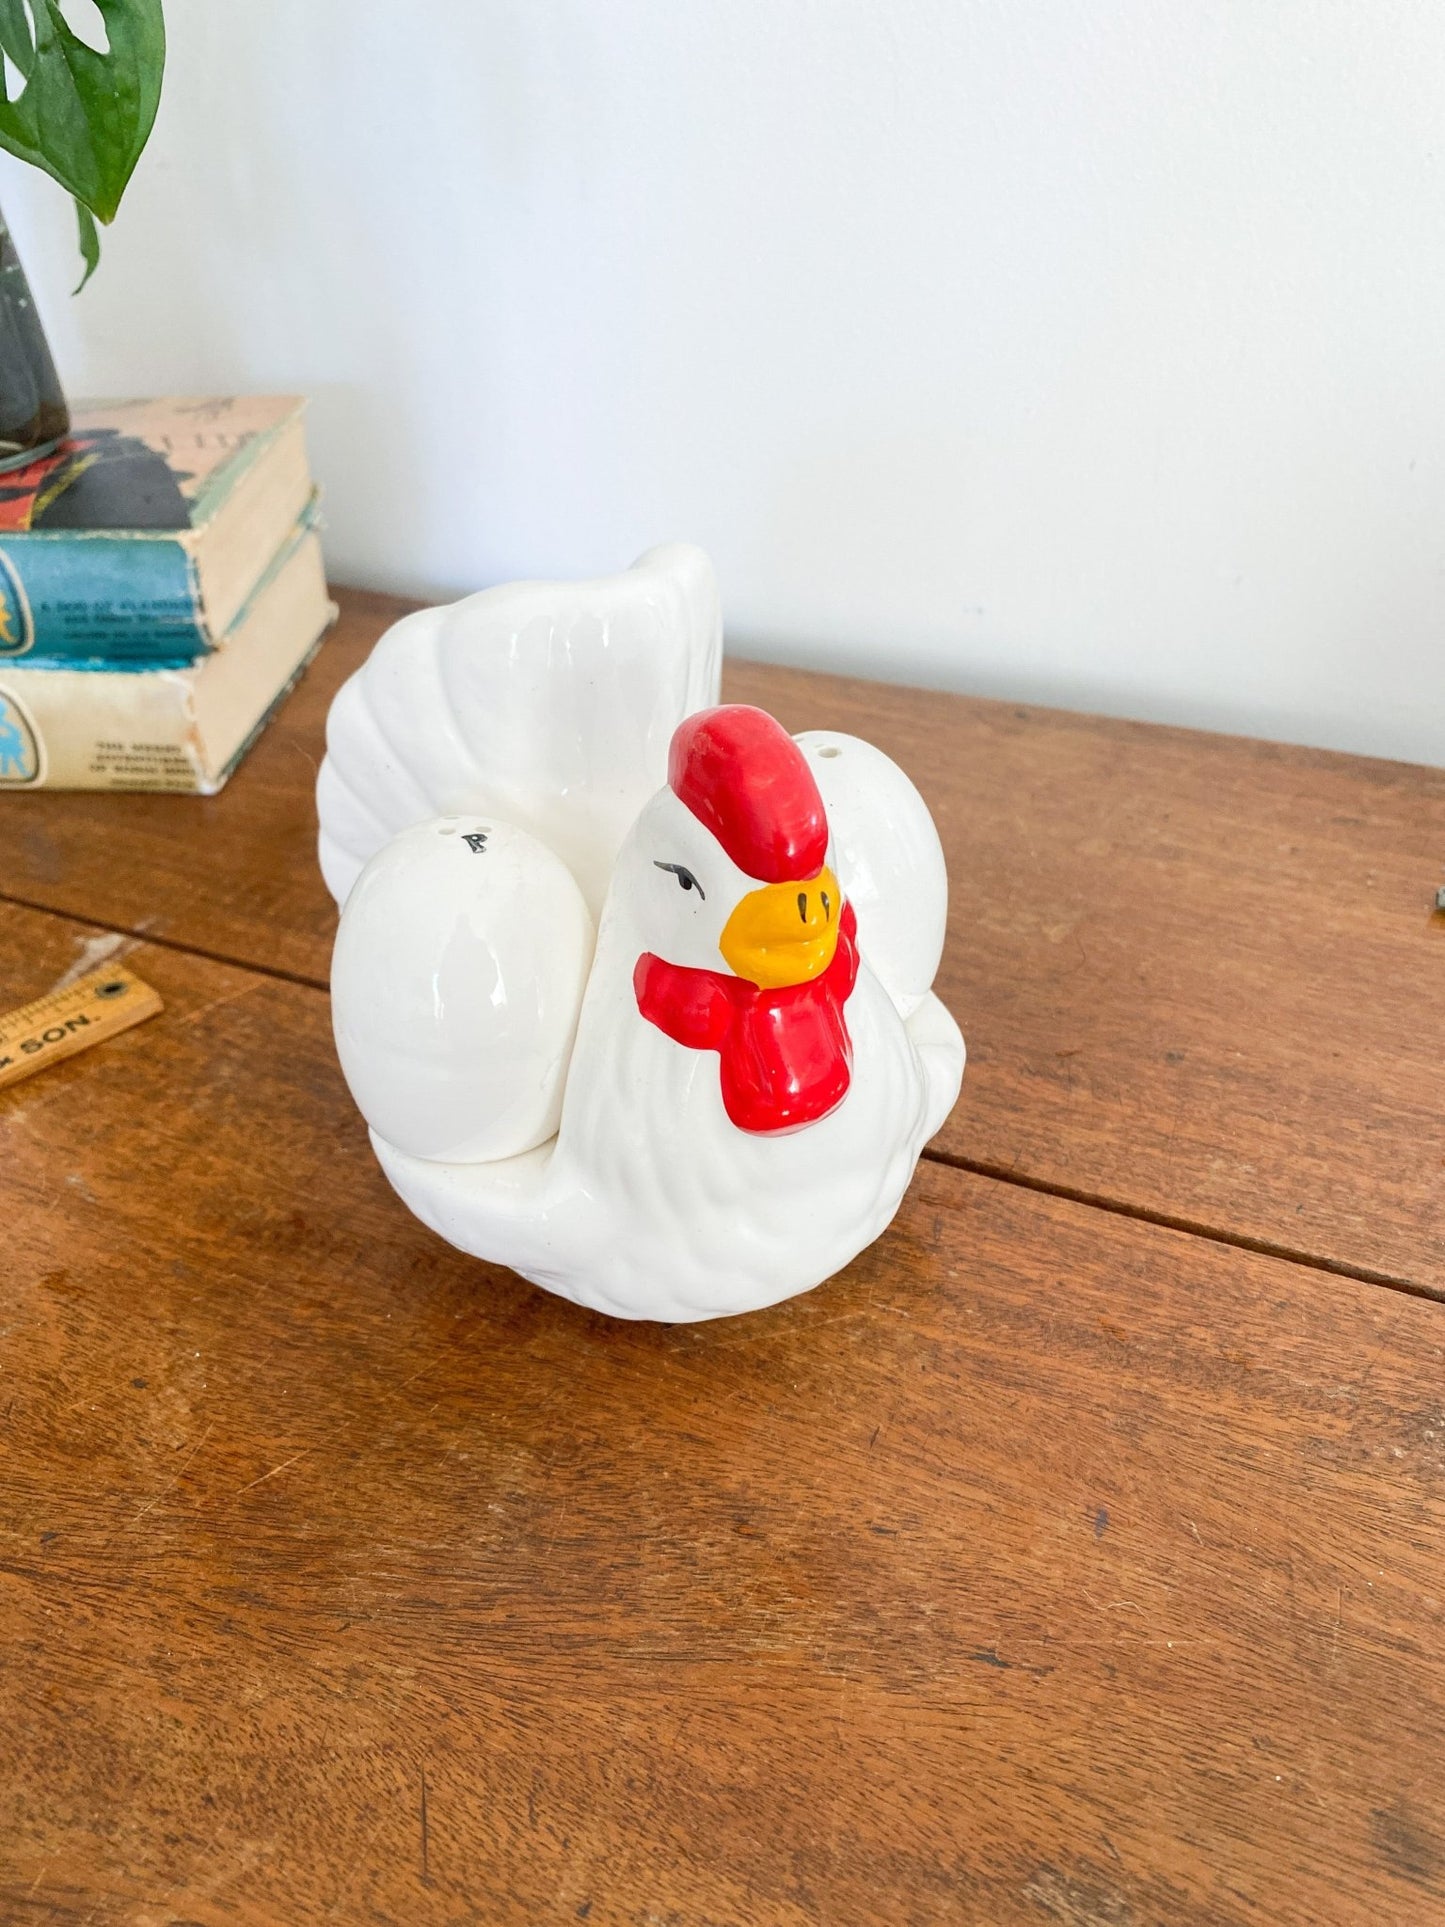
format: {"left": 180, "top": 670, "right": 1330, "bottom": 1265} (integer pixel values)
{"left": 0, "top": 525, "right": 336, "bottom": 794}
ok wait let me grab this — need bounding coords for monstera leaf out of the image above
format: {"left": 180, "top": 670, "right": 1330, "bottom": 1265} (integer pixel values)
{"left": 0, "top": 0, "right": 165, "bottom": 286}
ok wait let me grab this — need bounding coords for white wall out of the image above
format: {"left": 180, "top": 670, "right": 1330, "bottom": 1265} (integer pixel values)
{"left": 6, "top": 0, "right": 1444, "bottom": 763}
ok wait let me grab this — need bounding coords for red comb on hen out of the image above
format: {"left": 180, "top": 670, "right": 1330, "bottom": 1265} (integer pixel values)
{"left": 668, "top": 705, "right": 828, "bottom": 882}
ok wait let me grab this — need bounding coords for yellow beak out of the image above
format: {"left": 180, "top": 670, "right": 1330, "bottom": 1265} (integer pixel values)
{"left": 719, "top": 865, "right": 842, "bottom": 989}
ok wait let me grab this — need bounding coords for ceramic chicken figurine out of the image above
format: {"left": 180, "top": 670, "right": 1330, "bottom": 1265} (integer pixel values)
{"left": 319, "top": 545, "right": 965, "bottom": 1321}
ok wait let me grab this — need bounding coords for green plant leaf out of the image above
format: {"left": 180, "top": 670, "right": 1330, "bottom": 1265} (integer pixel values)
{"left": 0, "top": 0, "right": 165, "bottom": 223}
{"left": 72, "top": 193, "right": 98, "bottom": 290}
{"left": 0, "top": 0, "right": 38, "bottom": 78}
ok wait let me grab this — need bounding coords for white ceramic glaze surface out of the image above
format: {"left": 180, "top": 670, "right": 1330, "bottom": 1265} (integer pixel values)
{"left": 322, "top": 546, "right": 965, "bottom": 1322}
{"left": 793, "top": 730, "right": 949, "bottom": 1022}
{"left": 317, "top": 542, "right": 722, "bottom": 916}
{"left": 331, "top": 816, "right": 595, "bottom": 1164}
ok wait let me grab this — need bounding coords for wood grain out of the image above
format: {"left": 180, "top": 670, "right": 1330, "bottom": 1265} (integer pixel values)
{"left": 728, "top": 658, "right": 1445, "bottom": 1296}
{"left": 3, "top": 901, "right": 1445, "bottom": 1925}
{"left": 0, "top": 589, "right": 1441, "bottom": 1293}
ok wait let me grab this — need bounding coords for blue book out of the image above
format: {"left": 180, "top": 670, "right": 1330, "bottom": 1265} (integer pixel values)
{"left": 0, "top": 516, "right": 335, "bottom": 793}
{"left": 0, "top": 396, "right": 316, "bottom": 669}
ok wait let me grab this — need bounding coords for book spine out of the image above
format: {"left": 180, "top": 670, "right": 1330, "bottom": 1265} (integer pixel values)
{"left": 0, "top": 533, "right": 211, "bottom": 669}
{"left": 0, "top": 662, "right": 207, "bottom": 791}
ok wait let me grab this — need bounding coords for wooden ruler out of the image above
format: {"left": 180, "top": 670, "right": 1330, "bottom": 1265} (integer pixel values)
{"left": 0, "top": 963, "right": 163, "bottom": 1091}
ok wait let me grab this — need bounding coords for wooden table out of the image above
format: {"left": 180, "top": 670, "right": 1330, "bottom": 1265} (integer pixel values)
{"left": 3, "top": 591, "right": 1443, "bottom": 1925}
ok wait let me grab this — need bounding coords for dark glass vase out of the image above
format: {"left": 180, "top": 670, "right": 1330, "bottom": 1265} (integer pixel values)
{"left": 0, "top": 206, "right": 68, "bottom": 473}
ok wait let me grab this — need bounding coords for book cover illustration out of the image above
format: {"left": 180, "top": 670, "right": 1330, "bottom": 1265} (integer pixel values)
{"left": 0, "top": 396, "right": 310, "bottom": 669}
{"left": 0, "top": 396, "right": 299, "bottom": 536}
{"left": 0, "top": 683, "right": 43, "bottom": 785}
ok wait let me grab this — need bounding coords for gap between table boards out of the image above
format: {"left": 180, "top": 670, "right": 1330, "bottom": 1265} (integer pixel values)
{"left": 4, "top": 884, "right": 1439, "bottom": 1313}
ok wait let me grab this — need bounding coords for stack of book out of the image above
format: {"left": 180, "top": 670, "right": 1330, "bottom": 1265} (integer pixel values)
{"left": 0, "top": 396, "right": 335, "bottom": 792}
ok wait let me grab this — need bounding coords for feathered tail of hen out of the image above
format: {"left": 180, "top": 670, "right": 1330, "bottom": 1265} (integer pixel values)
{"left": 317, "top": 543, "right": 723, "bottom": 916}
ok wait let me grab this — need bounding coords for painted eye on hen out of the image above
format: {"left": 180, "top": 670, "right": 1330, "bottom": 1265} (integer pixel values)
{"left": 654, "top": 861, "right": 705, "bottom": 899}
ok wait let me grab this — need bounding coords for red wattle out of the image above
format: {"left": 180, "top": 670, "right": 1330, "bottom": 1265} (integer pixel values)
{"left": 634, "top": 903, "right": 860, "bottom": 1134}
